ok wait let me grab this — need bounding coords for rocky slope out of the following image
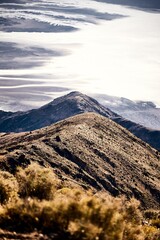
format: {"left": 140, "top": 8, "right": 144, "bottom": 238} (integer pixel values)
{"left": 0, "top": 112, "right": 159, "bottom": 209}
{"left": 0, "top": 91, "right": 160, "bottom": 151}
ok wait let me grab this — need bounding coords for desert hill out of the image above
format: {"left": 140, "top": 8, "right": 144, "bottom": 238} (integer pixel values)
{"left": 0, "top": 112, "right": 159, "bottom": 209}
{"left": 0, "top": 91, "right": 160, "bottom": 151}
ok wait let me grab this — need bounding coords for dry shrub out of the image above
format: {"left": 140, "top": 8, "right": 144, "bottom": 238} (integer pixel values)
{"left": 144, "top": 209, "right": 160, "bottom": 230}
{"left": 0, "top": 198, "right": 45, "bottom": 232}
{"left": 0, "top": 189, "right": 149, "bottom": 240}
{"left": 122, "top": 198, "right": 145, "bottom": 240}
{"left": 0, "top": 163, "right": 159, "bottom": 240}
{"left": 0, "top": 170, "right": 18, "bottom": 204}
{"left": 16, "top": 163, "right": 60, "bottom": 200}
{"left": 143, "top": 226, "right": 160, "bottom": 240}
{"left": 124, "top": 198, "right": 142, "bottom": 224}
{"left": 144, "top": 209, "right": 160, "bottom": 221}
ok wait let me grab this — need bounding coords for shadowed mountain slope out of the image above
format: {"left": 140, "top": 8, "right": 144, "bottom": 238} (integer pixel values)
{"left": 112, "top": 117, "right": 160, "bottom": 152}
{"left": 91, "top": 93, "right": 160, "bottom": 130}
{"left": 0, "top": 113, "right": 159, "bottom": 209}
{"left": 0, "top": 91, "right": 160, "bottom": 151}
{"left": 93, "top": 0, "right": 160, "bottom": 11}
{"left": 0, "top": 91, "right": 117, "bottom": 133}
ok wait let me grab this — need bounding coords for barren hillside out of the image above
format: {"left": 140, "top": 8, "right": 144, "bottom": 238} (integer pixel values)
{"left": 0, "top": 112, "right": 159, "bottom": 209}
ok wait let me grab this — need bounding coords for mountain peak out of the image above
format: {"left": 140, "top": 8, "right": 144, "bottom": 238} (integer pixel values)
{"left": 47, "top": 91, "right": 101, "bottom": 107}
{"left": 0, "top": 92, "right": 160, "bottom": 151}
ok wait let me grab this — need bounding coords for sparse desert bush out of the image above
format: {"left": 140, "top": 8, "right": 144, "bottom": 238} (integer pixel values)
{"left": 0, "top": 188, "right": 156, "bottom": 240}
{"left": 143, "top": 209, "right": 160, "bottom": 235}
{"left": 0, "top": 170, "right": 18, "bottom": 204}
{"left": 0, "top": 198, "right": 42, "bottom": 232}
{"left": 144, "top": 209, "right": 160, "bottom": 220}
{"left": 16, "top": 162, "right": 60, "bottom": 200}
{"left": 0, "top": 163, "right": 159, "bottom": 240}
{"left": 143, "top": 226, "right": 160, "bottom": 240}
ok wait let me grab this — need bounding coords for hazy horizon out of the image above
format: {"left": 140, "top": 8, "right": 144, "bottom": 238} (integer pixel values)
{"left": 0, "top": 0, "right": 160, "bottom": 111}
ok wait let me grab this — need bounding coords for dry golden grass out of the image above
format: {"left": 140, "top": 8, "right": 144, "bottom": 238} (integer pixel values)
{"left": 16, "top": 162, "right": 61, "bottom": 200}
{"left": 0, "top": 163, "right": 159, "bottom": 240}
{"left": 0, "top": 170, "right": 18, "bottom": 204}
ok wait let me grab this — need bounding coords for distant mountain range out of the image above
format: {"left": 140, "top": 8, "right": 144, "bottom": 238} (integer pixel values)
{"left": 94, "top": 0, "right": 160, "bottom": 10}
{"left": 0, "top": 91, "right": 160, "bottom": 151}
{"left": 0, "top": 112, "right": 159, "bottom": 208}
{"left": 91, "top": 93, "right": 160, "bottom": 130}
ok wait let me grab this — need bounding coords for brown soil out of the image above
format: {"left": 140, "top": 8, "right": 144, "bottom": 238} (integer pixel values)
{"left": 0, "top": 113, "right": 159, "bottom": 209}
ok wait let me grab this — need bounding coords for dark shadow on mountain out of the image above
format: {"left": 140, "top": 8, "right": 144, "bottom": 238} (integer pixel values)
{"left": 0, "top": 0, "right": 25, "bottom": 3}
{"left": 0, "top": 2, "right": 126, "bottom": 33}
{"left": 0, "top": 74, "right": 55, "bottom": 79}
{"left": 93, "top": 0, "right": 160, "bottom": 12}
{"left": 0, "top": 42, "right": 68, "bottom": 69}
{"left": 52, "top": 14, "right": 121, "bottom": 25}
{"left": 0, "top": 17, "right": 78, "bottom": 33}
{"left": 38, "top": 5, "right": 126, "bottom": 21}
{"left": 0, "top": 86, "right": 70, "bottom": 94}
{"left": 1, "top": 1, "right": 127, "bottom": 21}
{"left": 0, "top": 79, "right": 45, "bottom": 87}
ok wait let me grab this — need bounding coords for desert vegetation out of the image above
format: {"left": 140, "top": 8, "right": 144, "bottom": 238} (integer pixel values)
{"left": 0, "top": 163, "right": 159, "bottom": 240}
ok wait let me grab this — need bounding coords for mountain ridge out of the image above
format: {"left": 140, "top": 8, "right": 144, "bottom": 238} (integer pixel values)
{"left": 0, "top": 91, "right": 160, "bottom": 151}
{"left": 0, "top": 112, "right": 159, "bottom": 209}
{"left": 0, "top": 91, "right": 117, "bottom": 133}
